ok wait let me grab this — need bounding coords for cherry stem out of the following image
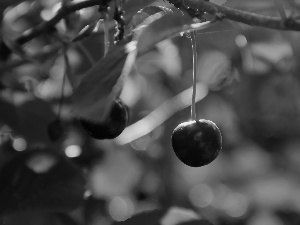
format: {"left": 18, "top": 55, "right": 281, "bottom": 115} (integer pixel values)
{"left": 103, "top": 14, "right": 110, "bottom": 56}
{"left": 57, "top": 47, "right": 68, "bottom": 120}
{"left": 190, "top": 31, "right": 197, "bottom": 121}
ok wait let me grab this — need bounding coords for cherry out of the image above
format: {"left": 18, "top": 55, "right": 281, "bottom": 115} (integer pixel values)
{"left": 171, "top": 119, "right": 222, "bottom": 167}
{"left": 80, "top": 99, "right": 128, "bottom": 139}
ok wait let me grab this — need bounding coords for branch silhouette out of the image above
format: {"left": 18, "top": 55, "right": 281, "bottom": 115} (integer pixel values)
{"left": 14, "top": 0, "right": 300, "bottom": 48}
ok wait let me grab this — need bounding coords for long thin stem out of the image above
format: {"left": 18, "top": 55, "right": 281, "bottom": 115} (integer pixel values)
{"left": 103, "top": 15, "right": 110, "bottom": 56}
{"left": 190, "top": 31, "right": 197, "bottom": 121}
{"left": 58, "top": 48, "right": 69, "bottom": 119}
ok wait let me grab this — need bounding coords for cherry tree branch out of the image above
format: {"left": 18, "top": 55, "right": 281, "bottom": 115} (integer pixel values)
{"left": 167, "top": 0, "right": 300, "bottom": 30}
{"left": 10, "top": 0, "right": 300, "bottom": 52}
{"left": 16, "top": 0, "right": 102, "bottom": 46}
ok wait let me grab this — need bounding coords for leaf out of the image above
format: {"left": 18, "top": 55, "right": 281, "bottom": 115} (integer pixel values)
{"left": 0, "top": 148, "right": 85, "bottom": 214}
{"left": 210, "top": 0, "right": 227, "bottom": 5}
{"left": 128, "top": 6, "right": 172, "bottom": 33}
{"left": 47, "top": 119, "right": 64, "bottom": 142}
{"left": 0, "top": 0, "right": 34, "bottom": 10}
{"left": 116, "top": 82, "right": 208, "bottom": 145}
{"left": 112, "top": 207, "right": 214, "bottom": 225}
{"left": 179, "top": 220, "right": 213, "bottom": 225}
{"left": 136, "top": 13, "right": 215, "bottom": 55}
{"left": 0, "top": 41, "right": 12, "bottom": 61}
{"left": 0, "top": 94, "right": 57, "bottom": 145}
{"left": 111, "top": 208, "right": 167, "bottom": 225}
{"left": 71, "top": 40, "right": 137, "bottom": 122}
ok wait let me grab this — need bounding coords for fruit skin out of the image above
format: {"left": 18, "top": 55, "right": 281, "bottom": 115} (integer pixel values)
{"left": 171, "top": 119, "right": 222, "bottom": 167}
{"left": 80, "top": 99, "right": 128, "bottom": 139}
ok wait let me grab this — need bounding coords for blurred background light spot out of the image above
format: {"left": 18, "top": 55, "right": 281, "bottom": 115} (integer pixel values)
{"left": 252, "top": 178, "right": 291, "bottom": 209}
{"left": 235, "top": 35, "right": 247, "bottom": 48}
{"left": 65, "top": 145, "right": 82, "bottom": 158}
{"left": 189, "top": 184, "right": 214, "bottom": 208}
{"left": 26, "top": 154, "right": 57, "bottom": 173}
{"left": 108, "top": 196, "right": 134, "bottom": 222}
{"left": 4, "top": 2, "right": 30, "bottom": 23}
{"left": 248, "top": 211, "right": 284, "bottom": 225}
{"left": 84, "top": 190, "right": 92, "bottom": 199}
{"left": 223, "top": 193, "right": 248, "bottom": 218}
{"left": 12, "top": 137, "right": 27, "bottom": 151}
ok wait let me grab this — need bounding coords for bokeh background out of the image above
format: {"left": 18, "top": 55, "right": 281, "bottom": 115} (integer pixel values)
{"left": 1, "top": 0, "right": 300, "bottom": 225}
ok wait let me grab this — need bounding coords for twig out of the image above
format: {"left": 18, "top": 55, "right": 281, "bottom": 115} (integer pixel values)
{"left": 167, "top": 0, "right": 300, "bottom": 30}
{"left": 273, "top": 0, "right": 287, "bottom": 22}
{"left": 16, "top": 0, "right": 108, "bottom": 46}
{"left": 0, "top": 44, "right": 62, "bottom": 73}
{"left": 6, "top": 0, "right": 300, "bottom": 64}
{"left": 286, "top": 0, "right": 299, "bottom": 17}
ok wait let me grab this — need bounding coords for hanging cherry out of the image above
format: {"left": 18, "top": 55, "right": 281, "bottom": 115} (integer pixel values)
{"left": 172, "top": 119, "right": 222, "bottom": 167}
{"left": 171, "top": 31, "right": 222, "bottom": 167}
{"left": 80, "top": 99, "right": 128, "bottom": 139}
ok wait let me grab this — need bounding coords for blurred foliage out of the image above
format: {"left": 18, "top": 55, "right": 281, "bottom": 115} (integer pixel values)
{"left": 1, "top": 0, "right": 300, "bottom": 225}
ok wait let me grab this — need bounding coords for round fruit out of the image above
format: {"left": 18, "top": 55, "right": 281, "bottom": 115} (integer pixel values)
{"left": 171, "top": 119, "right": 222, "bottom": 167}
{"left": 80, "top": 99, "right": 128, "bottom": 139}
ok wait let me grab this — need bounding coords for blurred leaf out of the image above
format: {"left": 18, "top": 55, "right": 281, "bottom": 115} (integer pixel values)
{"left": 0, "top": 0, "right": 34, "bottom": 10}
{"left": 137, "top": 13, "right": 215, "bottom": 55}
{"left": 243, "top": 40, "right": 293, "bottom": 75}
{"left": 112, "top": 208, "right": 167, "bottom": 225}
{"left": 47, "top": 119, "right": 64, "bottom": 142}
{"left": 116, "top": 82, "right": 208, "bottom": 145}
{"left": 72, "top": 40, "right": 137, "bottom": 122}
{"left": 112, "top": 207, "right": 212, "bottom": 225}
{"left": 197, "top": 51, "right": 238, "bottom": 90}
{"left": 210, "top": 0, "right": 227, "bottom": 5}
{"left": 179, "top": 220, "right": 213, "bottom": 225}
{"left": 0, "top": 148, "right": 85, "bottom": 214}
{"left": 128, "top": 6, "right": 172, "bottom": 34}
{"left": 0, "top": 41, "right": 12, "bottom": 61}
{"left": 0, "top": 95, "right": 57, "bottom": 145}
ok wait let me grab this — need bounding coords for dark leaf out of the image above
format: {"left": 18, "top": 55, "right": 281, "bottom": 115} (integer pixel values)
{"left": 0, "top": 41, "right": 12, "bottom": 61}
{"left": 179, "top": 220, "right": 214, "bottom": 225}
{"left": 112, "top": 208, "right": 167, "bottom": 225}
{"left": 0, "top": 0, "right": 34, "bottom": 10}
{"left": 47, "top": 119, "right": 64, "bottom": 142}
{"left": 0, "top": 148, "right": 85, "bottom": 215}
{"left": 72, "top": 40, "right": 136, "bottom": 122}
{"left": 136, "top": 13, "right": 215, "bottom": 55}
{"left": 0, "top": 95, "right": 57, "bottom": 145}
